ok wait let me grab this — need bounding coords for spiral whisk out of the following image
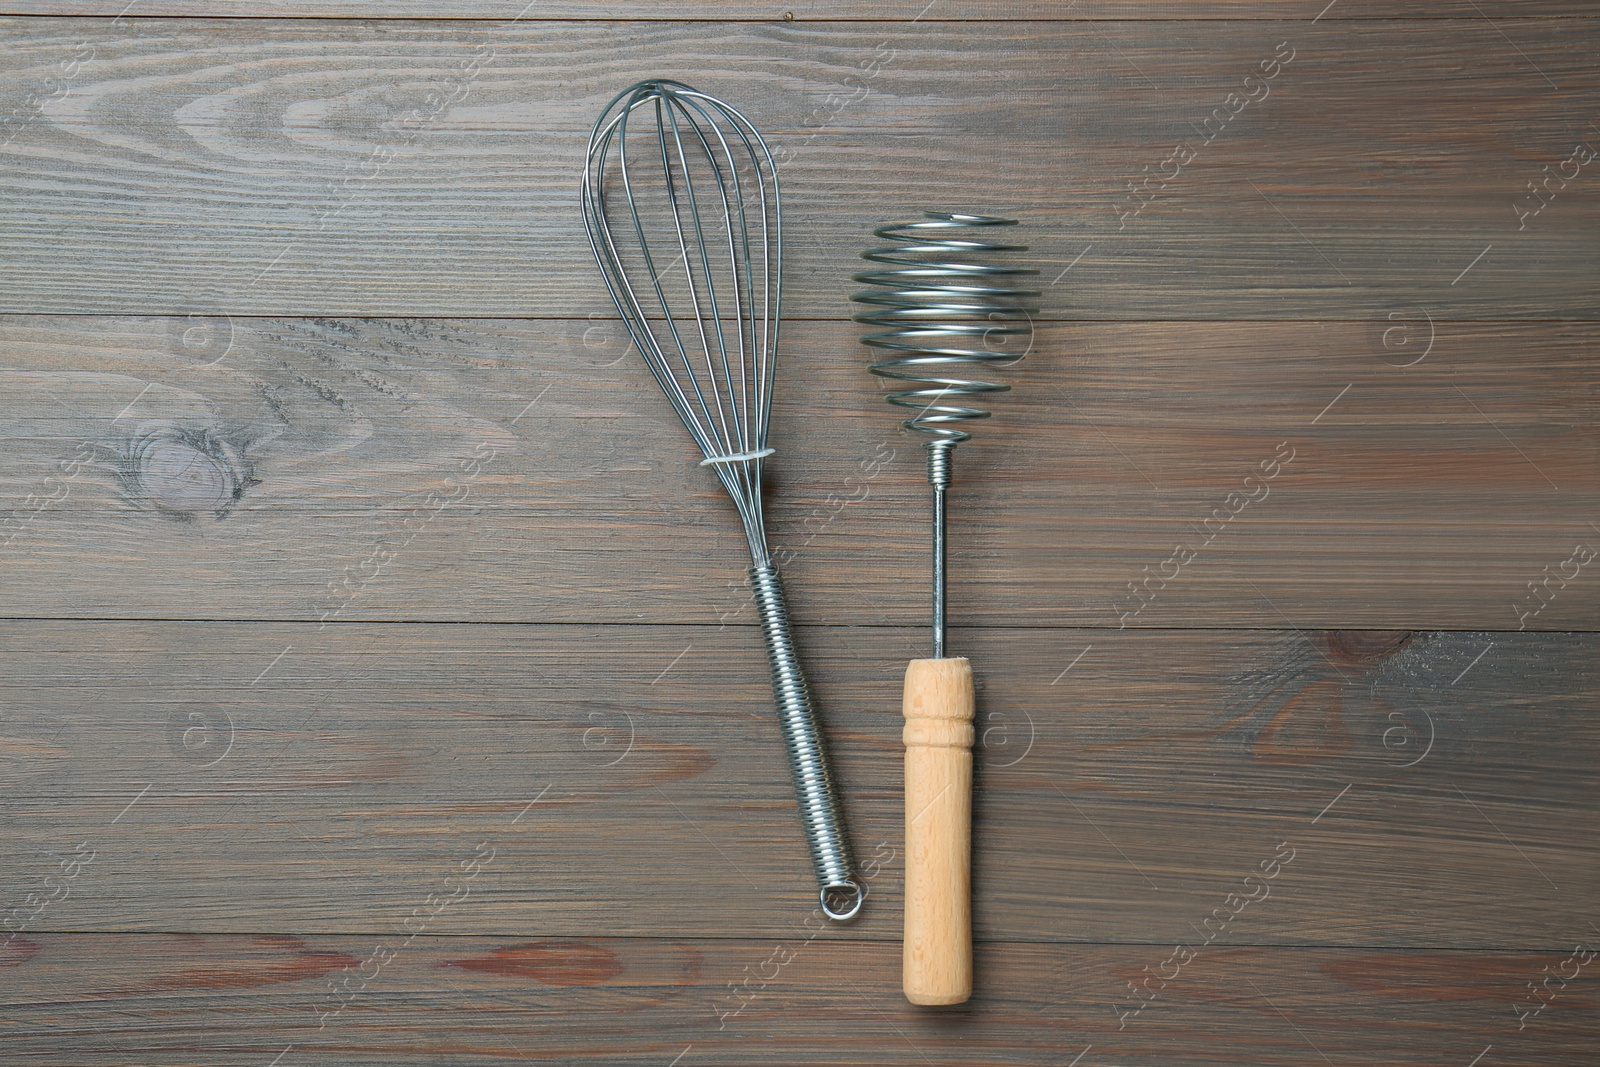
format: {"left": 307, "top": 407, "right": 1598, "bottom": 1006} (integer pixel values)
{"left": 582, "top": 80, "right": 862, "bottom": 920}
{"left": 853, "top": 213, "right": 1038, "bottom": 656}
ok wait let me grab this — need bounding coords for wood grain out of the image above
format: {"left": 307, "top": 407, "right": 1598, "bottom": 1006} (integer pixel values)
{"left": 3, "top": 934, "right": 1595, "bottom": 1066}
{"left": 1, "top": 315, "right": 1594, "bottom": 630}
{"left": 0, "top": 19, "right": 1596, "bottom": 317}
{"left": 1, "top": 8, "right": 1596, "bottom": 1064}
{"left": 1, "top": 2, "right": 1593, "bottom": 20}
{"left": 2, "top": 621, "right": 1594, "bottom": 945}
{"left": 900, "top": 657, "right": 976, "bottom": 1005}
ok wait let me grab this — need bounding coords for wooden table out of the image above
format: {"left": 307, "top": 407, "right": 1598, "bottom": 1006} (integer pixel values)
{"left": 1, "top": 3, "right": 1596, "bottom": 1064}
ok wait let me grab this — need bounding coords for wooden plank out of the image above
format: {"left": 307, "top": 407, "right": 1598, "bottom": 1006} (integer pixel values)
{"left": 2, "top": 933, "right": 1595, "bottom": 1065}
{"left": 2, "top": 621, "right": 1594, "bottom": 945}
{"left": 1, "top": 316, "right": 1595, "bottom": 629}
{"left": 0, "top": 2, "right": 1592, "bottom": 20}
{"left": 0, "top": 7, "right": 1592, "bottom": 1066}
{"left": 0, "top": 19, "right": 1596, "bottom": 317}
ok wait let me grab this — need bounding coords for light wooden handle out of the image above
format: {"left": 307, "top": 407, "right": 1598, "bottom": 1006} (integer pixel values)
{"left": 901, "top": 656, "right": 975, "bottom": 1006}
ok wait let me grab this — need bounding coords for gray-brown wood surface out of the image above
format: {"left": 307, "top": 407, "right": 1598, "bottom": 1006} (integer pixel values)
{"left": 2, "top": 5, "right": 1596, "bottom": 1066}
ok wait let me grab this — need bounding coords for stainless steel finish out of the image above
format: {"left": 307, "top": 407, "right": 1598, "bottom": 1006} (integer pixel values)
{"left": 748, "top": 561, "right": 860, "bottom": 920}
{"left": 582, "top": 79, "right": 862, "bottom": 921}
{"left": 853, "top": 213, "right": 1038, "bottom": 657}
{"left": 932, "top": 474, "right": 947, "bottom": 658}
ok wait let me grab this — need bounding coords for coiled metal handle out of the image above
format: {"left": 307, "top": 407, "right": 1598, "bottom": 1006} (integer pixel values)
{"left": 749, "top": 560, "right": 863, "bottom": 921}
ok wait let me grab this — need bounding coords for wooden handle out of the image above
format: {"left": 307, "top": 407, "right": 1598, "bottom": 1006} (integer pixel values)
{"left": 901, "top": 656, "right": 975, "bottom": 1006}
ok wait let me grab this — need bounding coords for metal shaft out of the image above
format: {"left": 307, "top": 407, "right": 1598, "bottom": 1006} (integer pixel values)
{"left": 933, "top": 484, "right": 947, "bottom": 659}
{"left": 929, "top": 439, "right": 954, "bottom": 659}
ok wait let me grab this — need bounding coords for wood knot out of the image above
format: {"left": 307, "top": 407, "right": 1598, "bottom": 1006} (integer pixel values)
{"left": 121, "top": 427, "right": 251, "bottom": 518}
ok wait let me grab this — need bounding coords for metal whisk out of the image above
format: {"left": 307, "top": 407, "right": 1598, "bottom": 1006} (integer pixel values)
{"left": 581, "top": 79, "right": 863, "bottom": 921}
{"left": 853, "top": 213, "right": 1038, "bottom": 657}
{"left": 852, "top": 212, "right": 1036, "bottom": 1004}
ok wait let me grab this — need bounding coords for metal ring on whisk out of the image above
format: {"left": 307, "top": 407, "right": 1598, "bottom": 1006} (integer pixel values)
{"left": 821, "top": 879, "right": 866, "bottom": 922}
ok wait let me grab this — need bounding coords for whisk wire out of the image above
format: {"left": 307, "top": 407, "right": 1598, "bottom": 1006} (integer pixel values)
{"left": 659, "top": 98, "right": 738, "bottom": 457}
{"left": 853, "top": 213, "right": 1039, "bottom": 446}
{"left": 682, "top": 92, "right": 762, "bottom": 551}
{"left": 585, "top": 81, "right": 784, "bottom": 558}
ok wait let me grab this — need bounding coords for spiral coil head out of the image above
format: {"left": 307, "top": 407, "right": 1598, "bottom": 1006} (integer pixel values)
{"left": 852, "top": 213, "right": 1038, "bottom": 454}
